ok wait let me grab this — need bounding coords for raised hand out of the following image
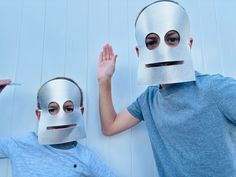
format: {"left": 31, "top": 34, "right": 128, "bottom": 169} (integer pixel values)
{"left": 0, "top": 80, "right": 11, "bottom": 93}
{"left": 97, "top": 44, "right": 117, "bottom": 81}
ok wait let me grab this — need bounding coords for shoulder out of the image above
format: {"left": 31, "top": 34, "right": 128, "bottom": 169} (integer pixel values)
{"left": 1, "top": 132, "right": 37, "bottom": 144}
{"left": 210, "top": 74, "right": 236, "bottom": 86}
{"left": 194, "top": 71, "right": 231, "bottom": 87}
{"left": 0, "top": 132, "right": 38, "bottom": 156}
{"left": 197, "top": 72, "right": 236, "bottom": 88}
{"left": 194, "top": 71, "right": 214, "bottom": 82}
{"left": 195, "top": 71, "right": 236, "bottom": 99}
{"left": 13, "top": 131, "right": 38, "bottom": 146}
{"left": 196, "top": 71, "right": 235, "bottom": 82}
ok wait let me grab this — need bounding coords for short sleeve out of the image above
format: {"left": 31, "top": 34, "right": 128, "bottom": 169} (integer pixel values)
{"left": 211, "top": 74, "right": 236, "bottom": 124}
{"left": 88, "top": 151, "right": 117, "bottom": 177}
{"left": 0, "top": 137, "right": 17, "bottom": 159}
{"left": 127, "top": 88, "right": 151, "bottom": 121}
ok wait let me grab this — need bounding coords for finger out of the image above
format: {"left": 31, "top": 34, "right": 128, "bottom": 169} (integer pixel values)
{"left": 0, "top": 80, "right": 10, "bottom": 84}
{"left": 102, "top": 46, "right": 106, "bottom": 60}
{"left": 0, "top": 80, "right": 11, "bottom": 86}
{"left": 105, "top": 44, "right": 109, "bottom": 60}
{"left": 108, "top": 44, "right": 113, "bottom": 60}
{"left": 0, "top": 80, "right": 11, "bottom": 93}
{"left": 99, "top": 52, "right": 103, "bottom": 63}
{"left": 109, "top": 44, "right": 114, "bottom": 57}
{"left": 108, "top": 46, "right": 110, "bottom": 60}
{"left": 109, "top": 45, "right": 117, "bottom": 63}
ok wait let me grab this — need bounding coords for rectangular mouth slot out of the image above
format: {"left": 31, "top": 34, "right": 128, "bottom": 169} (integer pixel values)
{"left": 145, "top": 60, "right": 184, "bottom": 68}
{"left": 47, "top": 124, "right": 77, "bottom": 130}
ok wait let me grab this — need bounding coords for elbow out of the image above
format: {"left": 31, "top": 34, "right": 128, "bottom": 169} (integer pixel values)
{"left": 102, "top": 128, "right": 116, "bottom": 136}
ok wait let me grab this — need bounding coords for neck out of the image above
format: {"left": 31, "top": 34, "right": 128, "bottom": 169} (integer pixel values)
{"left": 50, "top": 141, "right": 77, "bottom": 150}
{"left": 160, "top": 84, "right": 169, "bottom": 89}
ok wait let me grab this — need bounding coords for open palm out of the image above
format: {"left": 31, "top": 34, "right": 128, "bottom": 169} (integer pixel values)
{"left": 97, "top": 44, "right": 117, "bottom": 80}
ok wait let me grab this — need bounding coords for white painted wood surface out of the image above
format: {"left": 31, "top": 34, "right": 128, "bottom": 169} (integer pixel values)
{"left": 0, "top": 0, "right": 236, "bottom": 176}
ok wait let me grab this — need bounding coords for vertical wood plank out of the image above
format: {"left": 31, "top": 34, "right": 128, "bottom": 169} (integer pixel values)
{"left": 64, "top": 0, "right": 89, "bottom": 145}
{"left": 40, "top": 0, "right": 67, "bottom": 81}
{"left": 128, "top": 1, "right": 159, "bottom": 177}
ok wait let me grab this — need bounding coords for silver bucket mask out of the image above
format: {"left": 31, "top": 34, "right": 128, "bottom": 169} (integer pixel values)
{"left": 135, "top": 1, "right": 195, "bottom": 85}
{"left": 37, "top": 78, "right": 86, "bottom": 145}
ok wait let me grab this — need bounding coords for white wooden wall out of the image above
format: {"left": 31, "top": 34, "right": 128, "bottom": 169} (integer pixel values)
{"left": 0, "top": 0, "right": 236, "bottom": 177}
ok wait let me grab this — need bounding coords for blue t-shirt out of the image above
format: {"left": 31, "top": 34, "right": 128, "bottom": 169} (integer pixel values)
{"left": 128, "top": 72, "right": 236, "bottom": 177}
{"left": 0, "top": 132, "right": 116, "bottom": 177}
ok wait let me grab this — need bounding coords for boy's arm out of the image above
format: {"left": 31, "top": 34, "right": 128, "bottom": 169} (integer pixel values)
{"left": 97, "top": 44, "right": 140, "bottom": 136}
{"left": 0, "top": 138, "right": 12, "bottom": 159}
{"left": 211, "top": 75, "right": 236, "bottom": 124}
{"left": 0, "top": 80, "right": 11, "bottom": 93}
{"left": 0, "top": 80, "right": 12, "bottom": 158}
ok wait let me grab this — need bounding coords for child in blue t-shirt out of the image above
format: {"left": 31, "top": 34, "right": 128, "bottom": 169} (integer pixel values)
{"left": 0, "top": 78, "right": 116, "bottom": 177}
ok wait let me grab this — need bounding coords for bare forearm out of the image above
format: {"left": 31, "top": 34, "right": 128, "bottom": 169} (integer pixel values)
{"left": 98, "top": 78, "right": 117, "bottom": 134}
{"left": 97, "top": 44, "right": 139, "bottom": 135}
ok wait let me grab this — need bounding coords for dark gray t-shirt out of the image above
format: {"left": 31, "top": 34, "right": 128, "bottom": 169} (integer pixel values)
{"left": 128, "top": 72, "right": 236, "bottom": 177}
